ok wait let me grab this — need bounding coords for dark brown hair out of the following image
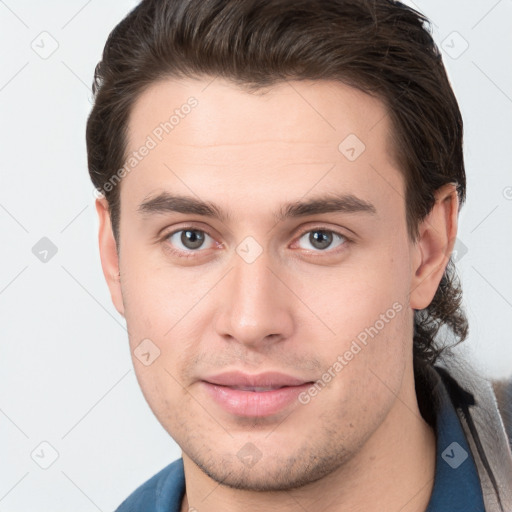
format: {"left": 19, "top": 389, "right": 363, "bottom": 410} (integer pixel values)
{"left": 86, "top": 0, "right": 468, "bottom": 368}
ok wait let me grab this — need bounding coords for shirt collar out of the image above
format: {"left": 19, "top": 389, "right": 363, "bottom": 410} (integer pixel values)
{"left": 424, "top": 365, "right": 485, "bottom": 511}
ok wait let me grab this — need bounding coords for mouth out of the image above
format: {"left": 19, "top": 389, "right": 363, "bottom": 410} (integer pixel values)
{"left": 200, "top": 372, "right": 314, "bottom": 417}
{"left": 224, "top": 385, "right": 288, "bottom": 392}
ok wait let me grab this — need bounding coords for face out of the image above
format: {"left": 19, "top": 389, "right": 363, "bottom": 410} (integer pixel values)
{"left": 97, "top": 77, "right": 448, "bottom": 491}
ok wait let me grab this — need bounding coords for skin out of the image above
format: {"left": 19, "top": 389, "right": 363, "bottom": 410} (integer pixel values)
{"left": 96, "top": 77, "right": 458, "bottom": 512}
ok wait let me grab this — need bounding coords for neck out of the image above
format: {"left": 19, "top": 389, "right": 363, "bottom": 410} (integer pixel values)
{"left": 181, "top": 361, "right": 436, "bottom": 512}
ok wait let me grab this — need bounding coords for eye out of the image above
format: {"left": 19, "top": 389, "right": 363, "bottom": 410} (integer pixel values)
{"left": 165, "top": 228, "right": 216, "bottom": 253}
{"left": 295, "top": 228, "right": 348, "bottom": 252}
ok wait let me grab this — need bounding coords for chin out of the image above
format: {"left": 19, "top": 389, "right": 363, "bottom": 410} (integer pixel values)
{"left": 188, "top": 445, "right": 349, "bottom": 492}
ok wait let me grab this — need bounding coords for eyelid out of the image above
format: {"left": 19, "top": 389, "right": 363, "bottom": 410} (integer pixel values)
{"left": 158, "top": 220, "right": 216, "bottom": 238}
{"left": 295, "top": 224, "right": 352, "bottom": 240}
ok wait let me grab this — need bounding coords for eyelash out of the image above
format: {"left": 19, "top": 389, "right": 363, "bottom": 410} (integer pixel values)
{"left": 160, "top": 225, "right": 352, "bottom": 259}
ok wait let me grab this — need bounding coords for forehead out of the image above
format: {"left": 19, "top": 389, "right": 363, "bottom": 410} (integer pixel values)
{"left": 127, "top": 77, "right": 392, "bottom": 149}
{"left": 122, "top": 76, "right": 404, "bottom": 221}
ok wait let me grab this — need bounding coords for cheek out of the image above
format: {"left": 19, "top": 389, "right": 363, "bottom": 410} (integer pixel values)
{"left": 118, "top": 243, "right": 203, "bottom": 342}
{"left": 118, "top": 249, "right": 210, "bottom": 402}
{"left": 299, "top": 240, "right": 412, "bottom": 397}
{"left": 296, "top": 249, "right": 410, "bottom": 345}
{"left": 130, "top": 359, "right": 192, "bottom": 438}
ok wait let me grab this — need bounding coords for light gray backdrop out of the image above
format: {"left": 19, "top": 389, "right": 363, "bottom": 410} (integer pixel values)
{"left": 1, "top": 0, "right": 511, "bottom": 510}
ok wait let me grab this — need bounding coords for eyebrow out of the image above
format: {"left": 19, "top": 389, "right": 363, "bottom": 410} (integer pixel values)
{"left": 137, "top": 191, "right": 377, "bottom": 223}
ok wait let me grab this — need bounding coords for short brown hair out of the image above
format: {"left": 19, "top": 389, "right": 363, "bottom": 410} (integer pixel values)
{"left": 86, "top": 0, "right": 468, "bottom": 369}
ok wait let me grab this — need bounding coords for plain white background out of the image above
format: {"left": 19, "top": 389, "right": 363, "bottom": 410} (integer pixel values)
{"left": 1, "top": 1, "right": 511, "bottom": 510}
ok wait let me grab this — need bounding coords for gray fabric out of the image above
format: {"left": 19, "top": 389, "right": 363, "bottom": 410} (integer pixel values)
{"left": 493, "top": 378, "right": 512, "bottom": 449}
{"left": 431, "top": 359, "right": 512, "bottom": 512}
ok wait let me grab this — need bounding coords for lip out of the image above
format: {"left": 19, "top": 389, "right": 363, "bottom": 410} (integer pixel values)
{"left": 203, "top": 371, "right": 309, "bottom": 388}
{"left": 200, "top": 371, "right": 314, "bottom": 417}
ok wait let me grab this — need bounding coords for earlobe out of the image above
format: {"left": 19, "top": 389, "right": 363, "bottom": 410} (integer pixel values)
{"left": 409, "top": 183, "right": 459, "bottom": 310}
{"left": 95, "top": 198, "right": 125, "bottom": 317}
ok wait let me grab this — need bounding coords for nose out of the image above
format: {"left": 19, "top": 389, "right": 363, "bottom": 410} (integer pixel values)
{"left": 214, "top": 251, "right": 294, "bottom": 349}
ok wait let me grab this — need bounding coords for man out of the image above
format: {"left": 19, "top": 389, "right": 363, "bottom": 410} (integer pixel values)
{"left": 86, "top": 1, "right": 512, "bottom": 511}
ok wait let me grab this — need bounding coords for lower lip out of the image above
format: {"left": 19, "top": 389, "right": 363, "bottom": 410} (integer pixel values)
{"left": 201, "top": 382, "right": 312, "bottom": 417}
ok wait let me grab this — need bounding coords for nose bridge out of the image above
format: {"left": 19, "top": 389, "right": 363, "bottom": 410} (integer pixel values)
{"left": 235, "top": 252, "right": 275, "bottom": 307}
{"left": 215, "top": 249, "right": 293, "bottom": 345}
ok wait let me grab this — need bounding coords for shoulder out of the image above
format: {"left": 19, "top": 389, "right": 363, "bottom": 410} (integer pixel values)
{"left": 492, "top": 376, "right": 512, "bottom": 447}
{"left": 115, "top": 458, "right": 185, "bottom": 512}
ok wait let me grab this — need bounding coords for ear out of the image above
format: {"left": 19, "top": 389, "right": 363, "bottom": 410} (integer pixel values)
{"left": 409, "top": 183, "right": 459, "bottom": 310}
{"left": 95, "top": 197, "right": 125, "bottom": 317}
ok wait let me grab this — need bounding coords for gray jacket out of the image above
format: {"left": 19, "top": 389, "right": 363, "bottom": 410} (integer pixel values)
{"left": 426, "top": 360, "right": 512, "bottom": 511}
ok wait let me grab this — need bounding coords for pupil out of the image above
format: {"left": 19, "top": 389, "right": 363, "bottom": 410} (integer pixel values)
{"left": 310, "top": 230, "right": 332, "bottom": 250}
{"left": 182, "top": 230, "right": 204, "bottom": 249}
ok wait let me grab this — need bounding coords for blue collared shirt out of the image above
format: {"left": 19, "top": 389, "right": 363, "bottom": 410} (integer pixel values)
{"left": 426, "top": 367, "right": 485, "bottom": 511}
{"left": 115, "top": 369, "right": 485, "bottom": 512}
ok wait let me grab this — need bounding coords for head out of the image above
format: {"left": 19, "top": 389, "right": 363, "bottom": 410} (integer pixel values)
{"left": 87, "top": 0, "right": 466, "bottom": 491}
